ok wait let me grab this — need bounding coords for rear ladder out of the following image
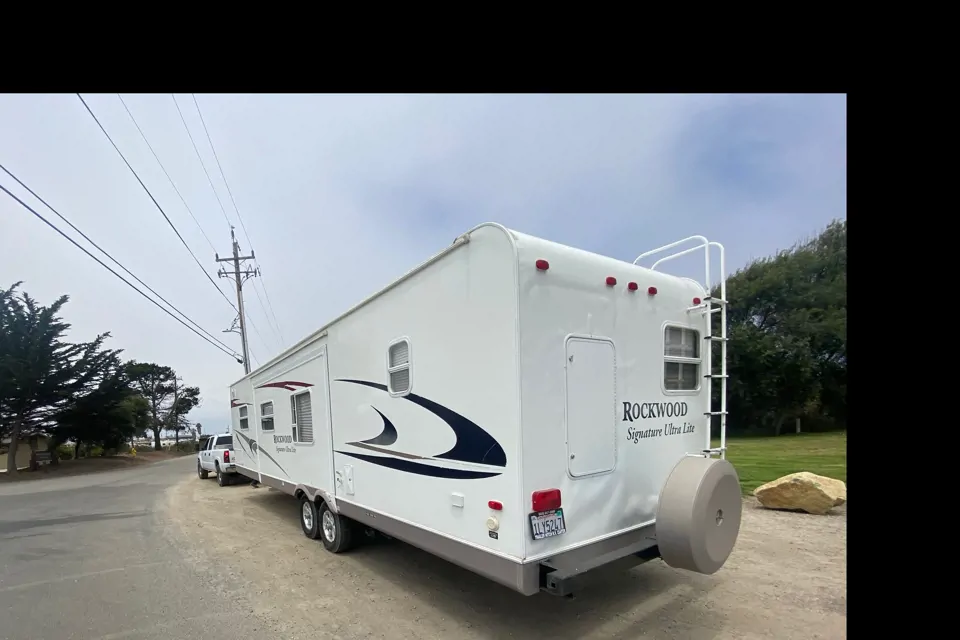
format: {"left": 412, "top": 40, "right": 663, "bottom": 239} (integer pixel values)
{"left": 633, "top": 236, "right": 728, "bottom": 459}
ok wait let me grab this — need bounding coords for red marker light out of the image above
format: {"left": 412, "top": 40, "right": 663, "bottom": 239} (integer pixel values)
{"left": 532, "top": 489, "right": 562, "bottom": 512}
{"left": 488, "top": 500, "right": 503, "bottom": 511}
{"left": 605, "top": 276, "right": 617, "bottom": 286}
{"left": 693, "top": 297, "right": 702, "bottom": 305}
{"left": 648, "top": 286, "right": 658, "bottom": 295}
{"left": 627, "top": 282, "right": 638, "bottom": 291}
{"left": 535, "top": 259, "right": 550, "bottom": 271}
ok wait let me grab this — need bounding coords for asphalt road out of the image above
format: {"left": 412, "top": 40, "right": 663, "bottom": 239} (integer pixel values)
{"left": 0, "top": 457, "right": 281, "bottom": 640}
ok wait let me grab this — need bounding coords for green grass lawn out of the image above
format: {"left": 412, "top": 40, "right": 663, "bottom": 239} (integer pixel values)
{"left": 713, "top": 431, "right": 847, "bottom": 495}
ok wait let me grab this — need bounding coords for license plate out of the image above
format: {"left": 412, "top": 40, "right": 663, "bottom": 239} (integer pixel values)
{"left": 529, "top": 508, "right": 566, "bottom": 540}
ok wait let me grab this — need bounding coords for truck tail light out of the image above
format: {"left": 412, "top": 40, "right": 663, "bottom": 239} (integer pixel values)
{"left": 532, "top": 489, "right": 561, "bottom": 512}
{"left": 223, "top": 450, "right": 230, "bottom": 463}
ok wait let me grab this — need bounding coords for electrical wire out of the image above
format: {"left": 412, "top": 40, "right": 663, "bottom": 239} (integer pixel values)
{"left": 190, "top": 94, "right": 253, "bottom": 253}
{"left": 253, "top": 267, "right": 285, "bottom": 347}
{"left": 192, "top": 93, "right": 286, "bottom": 347}
{"left": 241, "top": 301, "right": 271, "bottom": 357}
{"left": 171, "top": 94, "right": 232, "bottom": 228}
{"left": 0, "top": 163, "right": 239, "bottom": 356}
{"left": 117, "top": 94, "right": 218, "bottom": 256}
{"left": 0, "top": 182, "right": 243, "bottom": 362}
{"left": 246, "top": 333, "right": 260, "bottom": 367}
{"left": 170, "top": 93, "right": 276, "bottom": 353}
{"left": 250, "top": 279, "right": 281, "bottom": 351}
{"left": 76, "top": 93, "right": 238, "bottom": 314}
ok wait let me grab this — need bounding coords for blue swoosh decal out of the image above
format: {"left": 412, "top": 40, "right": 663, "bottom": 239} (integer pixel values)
{"left": 357, "top": 406, "right": 397, "bottom": 446}
{"left": 336, "top": 451, "right": 502, "bottom": 479}
{"left": 335, "top": 379, "right": 507, "bottom": 467}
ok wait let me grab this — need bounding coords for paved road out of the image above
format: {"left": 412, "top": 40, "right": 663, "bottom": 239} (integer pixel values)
{"left": 0, "top": 457, "right": 281, "bottom": 640}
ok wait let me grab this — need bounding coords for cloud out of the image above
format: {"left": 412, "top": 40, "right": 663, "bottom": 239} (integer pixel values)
{"left": 0, "top": 93, "right": 846, "bottom": 429}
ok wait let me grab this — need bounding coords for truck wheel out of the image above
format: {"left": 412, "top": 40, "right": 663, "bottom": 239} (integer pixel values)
{"left": 215, "top": 463, "right": 227, "bottom": 487}
{"left": 318, "top": 502, "right": 355, "bottom": 553}
{"left": 300, "top": 496, "right": 322, "bottom": 540}
{"left": 197, "top": 461, "right": 209, "bottom": 479}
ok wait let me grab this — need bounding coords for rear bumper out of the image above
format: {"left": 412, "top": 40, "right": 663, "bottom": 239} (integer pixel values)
{"left": 539, "top": 526, "right": 661, "bottom": 596}
{"left": 337, "top": 499, "right": 660, "bottom": 596}
{"left": 221, "top": 463, "right": 238, "bottom": 473}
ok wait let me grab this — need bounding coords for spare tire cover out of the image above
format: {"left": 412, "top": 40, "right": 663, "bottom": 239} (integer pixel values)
{"left": 656, "top": 455, "right": 742, "bottom": 575}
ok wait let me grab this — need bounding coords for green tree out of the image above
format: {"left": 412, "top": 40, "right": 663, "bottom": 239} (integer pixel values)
{"left": 125, "top": 363, "right": 201, "bottom": 450}
{"left": 0, "top": 282, "right": 120, "bottom": 472}
{"left": 53, "top": 355, "right": 140, "bottom": 455}
{"left": 122, "top": 393, "right": 151, "bottom": 440}
{"left": 166, "top": 383, "right": 201, "bottom": 445}
{"left": 125, "top": 362, "right": 176, "bottom": 450}
{"left": 716, "top": 219, "right": 846, "bottom": 434}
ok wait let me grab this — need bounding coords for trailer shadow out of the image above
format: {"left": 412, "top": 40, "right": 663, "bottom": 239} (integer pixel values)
{"left": 246, "top": 487, "right": 727, "bottom": 638}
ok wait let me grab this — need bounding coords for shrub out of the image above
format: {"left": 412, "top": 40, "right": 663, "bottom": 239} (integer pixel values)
{"left": 89, "top": 445, "right": 104, "bottom": 458}
{"left": 56, "top": 444, "right": 74, "bottom": 461}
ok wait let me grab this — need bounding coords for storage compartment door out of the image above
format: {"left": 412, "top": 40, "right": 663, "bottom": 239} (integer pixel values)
{"left": 564, "top": 337, "right": 617, "bottom": 477}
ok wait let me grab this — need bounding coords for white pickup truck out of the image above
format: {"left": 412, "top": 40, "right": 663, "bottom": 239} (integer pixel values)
{"left": 197, "top": 433, "right": 238, "bottom": 486}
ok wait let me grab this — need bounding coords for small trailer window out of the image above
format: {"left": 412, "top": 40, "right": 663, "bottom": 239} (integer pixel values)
{"left": 260, "top": 401, "right": 275, "bottom": 431}
{"left": 238, "top": 405, "right": 249, "bottom": 430}
{"left": 387, "top": 339, "right": 411, "bottom": 396}
{"left": 663, "top": 326, "right": 701, "bottom": 392}
{"left": 291, "top": 392, "right": 313, "bottom": 443}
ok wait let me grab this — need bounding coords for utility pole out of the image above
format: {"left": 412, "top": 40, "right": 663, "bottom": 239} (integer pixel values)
{"left": 170, "top": 376, "right": 181, "bottom": 446}
{"left": 216, "top": 226, "right": 258, "bottom": 374}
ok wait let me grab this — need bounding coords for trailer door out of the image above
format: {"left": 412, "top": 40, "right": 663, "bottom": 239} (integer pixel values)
{"left": 564, "top": 337, "right": 618, "bottom": 477}
{"left": 296, "top": 345, "right": 334, "bottom": 492}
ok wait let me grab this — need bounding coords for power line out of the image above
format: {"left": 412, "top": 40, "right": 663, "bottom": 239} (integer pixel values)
{"left": 247, "top": 280, "right": 279, "bottom": 352}
{"left": 253, "top": 267, "right": 285, "bottom": 346}
{"left": 250, "top": 278, "right": 283, "bottom": 349}
{"left": 191, "top": 95, "right": 253, "bottom": 250}
{"left": 192, "top": 93, "right": 286, "bottom": 346}
{"left": 0, "top": 181, "right": 242, "bottom": 362}
{"left": 76, "top": 93, "right": 237, "bottom": 314}
{"left": 116, "top": 94, "right": 218, "bottom": 256}
{"left": 0, "top": 163, "right": 239, "bottom": 356}
{"left": 171, "top": 94, "right": 232, "bottom": 228}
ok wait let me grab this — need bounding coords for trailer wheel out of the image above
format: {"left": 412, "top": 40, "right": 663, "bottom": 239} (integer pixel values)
{"left": 197, "top": 461, "right": 209, "bottom": 479}
{"left": 300, "top": 496, "right": 322, "bottom": 540}
{"left": 318, "top": 502, "right": 355, "bottom": 553}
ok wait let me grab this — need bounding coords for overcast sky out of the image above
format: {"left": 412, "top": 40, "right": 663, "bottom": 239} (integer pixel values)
{"left": 0, "top": 93, "right": 846, "bottom": 431}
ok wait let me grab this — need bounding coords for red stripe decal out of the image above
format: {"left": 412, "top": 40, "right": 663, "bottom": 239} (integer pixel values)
{"left": 256, "top": 381, "right": 314, "bottom": 391}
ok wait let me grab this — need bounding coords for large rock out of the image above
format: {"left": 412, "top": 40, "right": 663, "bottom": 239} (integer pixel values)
{"left": 753, "top": 472, "right": 846, "bottom": 515}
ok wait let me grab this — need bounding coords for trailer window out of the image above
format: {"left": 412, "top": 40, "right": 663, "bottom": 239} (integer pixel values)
{"left": 387, "top": 339, "right": 411, "bottom": 395}
{"left": 663, "top": 326, "right": 701, "bottom": 392}
{"left": 292, "top": 391, "right": 313, "bottom": 443}
{"left": 260, "top": 401, "right": 275, "bottom": 431}
{"left": 238, "top": 405, "right": 249, "bottom": 430}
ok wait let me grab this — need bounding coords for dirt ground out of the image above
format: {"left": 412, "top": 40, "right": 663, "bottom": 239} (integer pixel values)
{"left": 0, "top": 450, "right": 188, "bottom": 483}
{"left": 167, "top": 477, "right": 846, "bottom": 640}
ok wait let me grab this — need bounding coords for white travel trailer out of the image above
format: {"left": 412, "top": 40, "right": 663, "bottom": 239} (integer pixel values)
{"left": 228, "top": 223, "right": 742, "bottom": 596}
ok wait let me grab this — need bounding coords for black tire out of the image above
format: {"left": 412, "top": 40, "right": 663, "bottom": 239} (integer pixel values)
{"left": 300, "top": 496, "right": 322, "bottom": 540}
{"left": 197, "top": 461, "right": 209, "bottom": 479}
{"left": 318, "top": 501, "right": 355, "bottom": 553}
{"left": 215, "top": 463, "right": 227, "bottom": 487}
